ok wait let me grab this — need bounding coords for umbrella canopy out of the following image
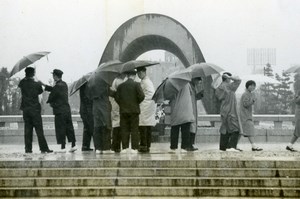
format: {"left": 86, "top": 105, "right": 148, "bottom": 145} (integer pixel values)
{"left": 69, "top": 72, "right": 92, "bottom": 96}
{"left": 93, "top": 60, "right": 123, "bottom": 85}
{"left": 121, "top": 60, "right": 159, "bottom": 73}
{"left": 286, "top": 65, "right": 300, "bottom": 73}
{"left": 10, "top": 51, "right": 50, "bottom": 77}
{"left": 188, "top": 62, "right": 224, "bottom": 78}
{"left": 152, "top": 69, "right": 192, "bottom": 103}
{"left": 87, "top": 60, "right": 123, "bottom": 99}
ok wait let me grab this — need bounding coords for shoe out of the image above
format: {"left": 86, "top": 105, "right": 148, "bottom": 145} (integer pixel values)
{"left": 95, "top": 149, "right": 102, "bottom": 154}
{"left": 252, "top": 147, "right": 263, "bottom": 151}
{"left": 25, "top": 151, "right": 32, "bottom": 154}
{"left": 69, "top": 146, "right": 77, "bottom": 153}
{"left": 286, "top": 146, "right": 297, "bottom": 152}
{"left": 182, "top": 147, "right": 198, "bottom": 152}
{"left": 41, "top": 149, "right": 53, "bottom": 154}
{"left": 168, "top": 149, "right": 177, "bottom": 154}
{"left": 82, "top": 147, "right": 93, "bottom": 151}
{"left": 102, "top": 150, "right": 114, "bottom": 154}
{"left": 114, "top": 149, "right": 121, "bottom": 153}
{"left": 131, "top": 149, "right": 138, "bottom": 154}
{"left": 56, "top": 149, "right": 66, "bottom": 153}
{"left": 120, "top": 149, "right": 127, "bottom": 154}
{"left": 226, "top": 148, "right": 240, "bottom": 152}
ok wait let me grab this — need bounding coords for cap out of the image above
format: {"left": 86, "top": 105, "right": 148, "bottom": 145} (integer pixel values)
{"left": 52, "top": 69, "right": 63, "bottom": 76}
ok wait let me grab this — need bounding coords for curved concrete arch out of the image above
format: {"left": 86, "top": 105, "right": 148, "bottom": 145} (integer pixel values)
{"left": 100, "top": 13, "right": 219, "bottom": 114}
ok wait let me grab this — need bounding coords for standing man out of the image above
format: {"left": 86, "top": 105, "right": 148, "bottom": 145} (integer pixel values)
{"left": 215, "top": 72, "right": 242, "bottom": 152}
{"left": 286, "top": 89, "right": 300, "bottom": 152}
{"left": 115, "top": 70, "right": 145, "bottom": 154}
{"left": 79, "top": 83, "right": 93, "bottom": 151}
{"left": 43, "top": 69, "right": 77, "bottom": 153}
{"left": 240, "top": 80, "right": 263, "bottom": 151}
{"left": 167, "top": 77, "right": 202, "bottom": 153}
{"left": 110, "top": 74, "right": 127, "bottom": 153}
{"left": 88, "top": 78, "right": 113, "bottom": 154}
{"left": 18, "top": 67, "right": 53, "bottom": 153}
{"left": 137, "top": 67, "right": 156, "bottom": 153}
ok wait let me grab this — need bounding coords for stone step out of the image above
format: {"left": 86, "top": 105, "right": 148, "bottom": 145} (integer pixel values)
{"left": 1, "top": 177, "right": 299, "bottom": 187}
{"left": 1, "top": 160, "right": 299, "bottom": 168}
{"left": 1, "top": 186, "right": 299, "bottom": 197}
{"left": 0, "top": 167, "right": 299, "bottom": 177}
{"left": 4, "top": 197, "right": 300, "bottom": 199}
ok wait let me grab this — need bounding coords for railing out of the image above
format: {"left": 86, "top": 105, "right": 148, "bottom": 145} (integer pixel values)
{"left": 0, "top": 114, "right": 295, "bottom": 129}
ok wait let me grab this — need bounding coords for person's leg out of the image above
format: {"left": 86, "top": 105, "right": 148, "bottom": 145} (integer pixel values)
{"left": 287, "top": 135, "right": 299, "bottom": 151}
{"left": 101, "top": 126, "right": 111, "bottom": 151}
{"left": 227, "top": 131, "right": 240, "bottom": 149}
{"left": 112, "top": 127, "right": 121, "bottom": 152}
{"left": 219, "top": 132, "right": 230, "bottom": 151}
{"left": 54, "top": 114, "right": 66, "bottom": 149}
{"left": 170, "top": 125, "right": 180, "bottom": 149}
{"left": 65, "top": 112, "right": 76, "bottom": 148}
{"left": 81, "top": 117, "right": 92, "bottom": 150}
{"left": 32, "top": 111, "right": 51, "bottom": 152}
{"left": 120, "top": 113, "right": 130, "bottom": 150}
{"left": 181, "top": 123, "right": 192, "bottom": 150}
{"left": 23, "top": 111, "right": 33, "bottom": 153}
{"left": 146, "top": 126, "right": 152, "bottom": 151}
{"left": 139, "top": 126, "right": 147, "bottom": 152}
{"left": 93, "top": 126, "right": 101, "bottom": 150}
{"left": 130, "top": 114, "right": 140, "bottom": 150}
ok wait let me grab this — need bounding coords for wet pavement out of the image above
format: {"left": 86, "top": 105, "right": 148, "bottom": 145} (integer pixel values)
{"left": 0, "top": 142, "right": 299, "bottom": 161}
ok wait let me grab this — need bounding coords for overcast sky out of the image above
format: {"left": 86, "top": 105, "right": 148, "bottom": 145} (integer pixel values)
{"left": 1, "top": 0, "right": 300, "bottom": 83}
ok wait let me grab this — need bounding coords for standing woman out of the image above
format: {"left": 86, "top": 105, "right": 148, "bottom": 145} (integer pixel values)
{"left": 286, "top": 89, "right": 300, "bottom": 152}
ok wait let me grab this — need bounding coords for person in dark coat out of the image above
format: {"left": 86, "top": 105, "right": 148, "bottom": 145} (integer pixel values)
{"left": 42, "top": 69, "right": 77, "bottom": 153}
{"left": 18, "top": 67, "right": 53, "bottom": 154}
{"left": 87, "top": 78, "right": 113, "bottom": 154}
{"left": 79, "top": 83, "right": 93, "bottom": 151}
{"left": 115, "top": 70, "right": 145, "bottom": 153}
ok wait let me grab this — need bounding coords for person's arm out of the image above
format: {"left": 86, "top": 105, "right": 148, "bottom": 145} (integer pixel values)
{"left": 242, "top": 93, "right": 255, "bottom": 108}
{"left": 228, "top": 75, "right": 241, "bottom": 92}
{"left": 136, "top": 83, "right": 145, "bottom": 104}
{"left": 39, "top": 81, "right": 53, "bottom": 92}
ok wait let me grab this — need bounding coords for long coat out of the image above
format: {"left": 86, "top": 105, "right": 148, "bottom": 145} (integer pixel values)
{"left": 168, "top": 83, "right": 203, "bottom": 133}
{"left": 239, "top": 90, "right": 255, "bottom": 137}
{"left": 139, "top": 76, "right": 156, "bottom": 126}
{"left": 87, "top": 79, "right": 112, "bottom": 129}
{"left": 215, "top": 79, "right": 242, "bottom": 134}
{"left": 294, "top": 90, "right": 300, "bottom": 137}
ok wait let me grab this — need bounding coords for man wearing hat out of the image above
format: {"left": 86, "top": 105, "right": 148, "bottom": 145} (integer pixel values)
{"left": 42, "top": 69, "right": 77, "bottom": 153}
{"left": 115, "top": 69, "right": 145, "bottom": 153}
{"left": 18, "top": 67, "right": 53, "bottom": 153}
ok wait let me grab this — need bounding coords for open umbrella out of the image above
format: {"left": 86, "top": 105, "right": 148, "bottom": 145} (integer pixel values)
{"left": 69, "top": 72, "right": 92, "bottom": 96}
{"left": 87, "top": 60, "right": 123, "bottom": 99}
{"left": 286, "top": 65, "right": 300, "bottom": 73}
{"left": 188, "top": 62, "right": 224, "bottom": 78}
{"left": 10, "top": 51, "right": 50, "bottom": 77}
{"left": 121, "top": 60, "right": 159, "bottom": 73}
{"left": 152, "top": 69, "right": 192, "bottom": 103}
{"left": 94, "top": 60, "right": 123, "bottom": 85}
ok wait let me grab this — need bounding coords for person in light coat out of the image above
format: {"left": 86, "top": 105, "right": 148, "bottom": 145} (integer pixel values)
{"left": 286, "top": 89, "right": 300, "bottom": 152}
{"left": 240, "top": 80, "right": 262, "bottom": 151}
{"left": 215, "top": 72, "right": 242, "bottom": 152}
{"left": 110, "top": 74, "right": 127, "bottom": 153}
{"left": 167, "top": 77, "right": 202, "bottom": 152}
{"left": 137, "top": 67, "right": 157, "bottom": 153}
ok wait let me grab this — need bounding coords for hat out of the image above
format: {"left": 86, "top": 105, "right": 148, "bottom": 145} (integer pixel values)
{"left": 136, "top": 67, "right": 146, "bottom": 72}
{"left": 52, "top": 69, "right": 63, "bottom": 76}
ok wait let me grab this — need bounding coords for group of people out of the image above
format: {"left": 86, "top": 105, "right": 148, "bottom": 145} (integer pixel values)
{"left": 18, "top": 66, "right": 299, "bottom": 154}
